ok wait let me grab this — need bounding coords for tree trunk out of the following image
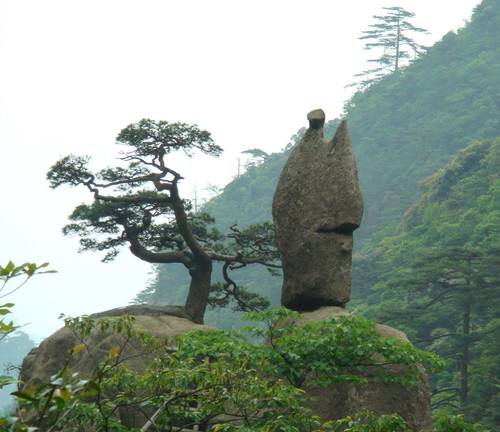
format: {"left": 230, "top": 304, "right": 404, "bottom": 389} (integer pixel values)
{"left": 395, "top": 12, "right": 401, "bottom": 71}
{"left": 460, "top": 299, "right": 471, "bottom": 409}
{"left": 184, "top": 262, "right": 212, "bottom": 324}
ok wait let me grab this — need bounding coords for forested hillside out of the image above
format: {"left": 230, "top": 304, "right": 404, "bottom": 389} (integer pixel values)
{"left": 346, "top": 0, "right": 500, "bottom": 242}
{"left": 204, "top": 0, "right": 500, "bottom": 245}
{"left": 350, "top": 137, "right": 500, "bottom": 428}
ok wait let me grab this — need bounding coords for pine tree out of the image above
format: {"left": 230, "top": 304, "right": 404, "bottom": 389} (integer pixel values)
{"left": 350, "top": 6, "right": 428, "bottom": 89}
{"left": 47, "top": 119, "right": 280, "bottom": 324}
{"left": 392, "top": 246, "right": 500, "bottom": 412}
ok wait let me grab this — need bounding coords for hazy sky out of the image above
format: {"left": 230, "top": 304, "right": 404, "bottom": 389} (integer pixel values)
{"left": 0, "top": 0, "right": 479, "bottom": 341}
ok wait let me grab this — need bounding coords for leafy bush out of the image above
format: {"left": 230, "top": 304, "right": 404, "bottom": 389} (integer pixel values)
{"left": 3, "top": 307, "right": 451, "bottom": 431}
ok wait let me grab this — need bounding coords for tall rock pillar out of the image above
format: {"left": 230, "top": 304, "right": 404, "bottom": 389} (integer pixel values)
{"left": 272, "top": 109, "right": 363, "bottom": 310}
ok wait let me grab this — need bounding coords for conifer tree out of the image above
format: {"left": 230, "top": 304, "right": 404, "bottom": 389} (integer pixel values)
{"left": 47, "top": 119, "right": 280, "bottom": 324}
{"left": 350, "top": 6, "right": 428, "bottom": 89}
{"left": 390, "top": 246, "right": 500, "bottom": 412}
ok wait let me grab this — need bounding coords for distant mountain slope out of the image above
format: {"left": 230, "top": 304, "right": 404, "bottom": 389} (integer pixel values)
{"left": 349, "top": 136, "right": 500, "bottom": 428}
{"left": 352, "top": 136, "right": 500, "bottom": 307}
{"left": 346, "top": 0, "right": 500, "bottom": 241}
{"left": 0, "top": 331, "right": 35, "bottom": 412}
{"left": 148, "top": 0, "right": 500, "bottom": 325}
{"left": 205, "top": 0, "right": 500, "bottom": 245}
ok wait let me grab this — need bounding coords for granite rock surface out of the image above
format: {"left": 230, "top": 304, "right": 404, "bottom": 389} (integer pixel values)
{"left": 272, "top": 109, "right": 363, "bottom": 310}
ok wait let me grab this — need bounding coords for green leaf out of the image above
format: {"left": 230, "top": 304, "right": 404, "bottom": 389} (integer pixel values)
{"left": 0, "top": 375, "right": 17, "bottom": 389}
{"left": 72, "top": 344, "right": 85, "bottom": 354}
{"left": 11, "top": 390, "right": 38, "bottom": 402}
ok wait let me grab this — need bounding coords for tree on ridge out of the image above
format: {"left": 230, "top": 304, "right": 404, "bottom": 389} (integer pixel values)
{"left": 349, "top": 6, "right": 428, "bottom": 89}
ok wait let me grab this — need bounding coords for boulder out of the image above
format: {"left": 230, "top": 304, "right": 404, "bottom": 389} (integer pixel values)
{"left": 19, "top": 305, "right": 215, "bottom": 429}
{"left": 296, "top": 307, "right": 433, "bottom": 432}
